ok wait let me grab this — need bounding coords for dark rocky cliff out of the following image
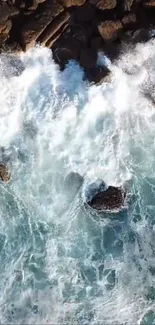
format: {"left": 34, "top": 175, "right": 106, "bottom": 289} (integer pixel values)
{"left": 0, "top": 0, "right": 154, "bottom": 82}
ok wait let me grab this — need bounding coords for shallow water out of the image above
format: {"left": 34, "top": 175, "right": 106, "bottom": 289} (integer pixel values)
{"left": 0, "top": 41, "right": 155, "bottom": 324}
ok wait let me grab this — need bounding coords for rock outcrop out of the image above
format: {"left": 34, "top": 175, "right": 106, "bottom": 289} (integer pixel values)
{"left": 87, "top": 185, "right": 126, "bottom": 211}
{"left": 0, "top": 0, "right": 154, "bottom": 82}
{"left": 0, "top": 163, "right": 11, "bottom": 183}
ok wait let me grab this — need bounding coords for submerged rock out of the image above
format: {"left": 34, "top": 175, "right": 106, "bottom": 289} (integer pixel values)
{"left": 0, "top": 163, "right": 10, "bottom": 183}
{"left": 84, "top": 179, "right": 107, "bottom": 202}
{"left": 86, "top": 180, "right": 125, "bottom": 211}
{"left": 64, "top": 172, "right": 83, "bottom": 197}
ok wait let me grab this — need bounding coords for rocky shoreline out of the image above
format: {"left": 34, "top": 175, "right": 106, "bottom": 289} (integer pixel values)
{"left": 0, "top": 0, "right": 155, "bottom": 83}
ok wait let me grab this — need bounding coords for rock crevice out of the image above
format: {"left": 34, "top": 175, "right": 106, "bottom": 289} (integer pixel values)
{"left": 0, "top": 0, "right": 155, "bottom": 82}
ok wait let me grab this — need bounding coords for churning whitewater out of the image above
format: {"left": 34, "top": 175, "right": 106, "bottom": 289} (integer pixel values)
{"left": 1, "top": 40, "right": 155, "bottom": 324}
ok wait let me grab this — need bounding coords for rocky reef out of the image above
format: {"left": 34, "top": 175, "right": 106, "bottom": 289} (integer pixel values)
{"left": 84, "top": 179, "right": 126, "bottom": 212}
{"left": 87, "top": 185, "right": 126, "bottom": 211}
{"left": 0, "top": 0, "right": 154, "bottom": 82}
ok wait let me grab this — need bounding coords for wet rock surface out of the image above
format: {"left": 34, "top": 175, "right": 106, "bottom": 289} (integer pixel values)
{"left": 0, "top": 1, "right": 154, "bottom": 82}
{"left": 0, "top": 163, "right": 11, "bottom": 183}
{"left": 87, "top": 183, "right": 126, "bottom": 211}
{"left": 85, "top": 179, "right": 107, "bottom": 202}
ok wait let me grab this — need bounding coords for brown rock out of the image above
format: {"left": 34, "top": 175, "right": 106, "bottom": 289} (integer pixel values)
{"left": 87, "top": 186, "right": 126, "bottom": 211}
{"left": 27, "top": 0, "right": 39, "bottom": 10}
{"left": 3, "top": 20, "right": 12, "bottom": 34}
{"left": 89, "top": 0, "right": 117, "bottom": 9}
{"left": 122, "top": 13, "right": 137, "bottom": 29}
{"left": 38, "top": 11, "right": 70, "bottom": 46}
{"left": 0, "top": 23, "right": 7, "bottom": 33}
{"left": 46, "top": 22, "right": 69, "bottom": 48}
{"left": 58, "top": 0, "right": 86, "bottom": 7}
{"left": 143, "top": 0, "right": 155, "bottom": 7}
{"left": 21, "top": 0, "right": 64, "bottom": 50}
{"left": 0, "top": 2, "right": 19, "bottom": 22}
{"left": 98, "top": 20, "right": 123, "bottom": 42}
{"left": 123, "top": 0, "right": 134, "bottom": 11}
{"left": 1, "top": 42, "right": 22, "bottom": 53}
{"left": 80, "top": 48, "right": 97, "bottom": 69}
{"left": 0, "top": 20, "right": 12, "bottom": 43}
{"left": 20, "top": 0, "right": 46, "bottom": 9}
{"left": 0, "top": 163, "right": 11, "bottom": 183}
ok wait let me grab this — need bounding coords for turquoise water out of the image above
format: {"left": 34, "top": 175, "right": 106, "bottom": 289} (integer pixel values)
{"left": 0, "top": 42, "right": 155, "bottom": 324}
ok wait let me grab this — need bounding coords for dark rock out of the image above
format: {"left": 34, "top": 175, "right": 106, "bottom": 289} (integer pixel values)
{"left": 27, "top": 0, "right": 39, "bottom": 11}
{"left": 131, "top": 28, "right": 151, "bottom": 42}
{"left": 89, "top": 0, "right": 117, "bottom": 10}
{"left": 0, "top": 0, "right": 154, "bottom": 86}
{"left": 0, "top": 163, "right": 11, "bottom": 183}
{"left": 98, "top": 20, "right": 123, "bottom": 42}
{"left": 58, "top": 0, "right": 86, "bottom": 7}
{"left": 91, "top": 36, "right": 103, "bottom": 50}
{"left": 0, "top": 41, "right": 22, "bottom": 53}
{"left": 37, "top": 11, "right": 70, "bottom": 47}
{"left": 120, "top": 28, "right": 150, "bottom": 44}
{"left": 52, "top": 37, "right": 80, "bottom": 68}
{"left": 80, "top": 48, "right": 97, "bottom": 69}
{"left": 66, "top": 24, "right": 91, "bottom": 46}
{"left": 74, "top": 3, "right": 95, "bottom": 22}
{"left": 0, "top": 20, "right": 12, "bottom": 43}
{"left": 0, "top": 22, "right": 8, "bottom": 34}
{"left": 102, "top": 42, "right": 120, "bottom": 60}
{"left": 0, "top": 2, "right": 19, "bottom": 22}
{"left": 46, "top": 22, "right": 69, "bottom": 48}
{"left": 87, "top": 184, "right": 126, "bottom": 211}
{"left": 85, "top": 65, "right": 110, "bottom": 84}
{"left": 122, "top": 13, "right": 137, "bottom": 30}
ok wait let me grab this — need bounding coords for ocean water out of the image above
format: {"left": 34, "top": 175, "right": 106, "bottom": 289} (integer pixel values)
{"left": 0, "top": 40, "right": 155, "bottom": 324}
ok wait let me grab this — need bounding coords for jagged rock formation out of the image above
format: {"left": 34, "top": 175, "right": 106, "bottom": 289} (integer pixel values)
{"left": 0, "top": 0, "right": 155, "bottom": 82}
{"left": 87, "top": 185, "right": 126, "bottom": 211}
{"left": 84, "top": 179, "right": 126, "bottom": 212}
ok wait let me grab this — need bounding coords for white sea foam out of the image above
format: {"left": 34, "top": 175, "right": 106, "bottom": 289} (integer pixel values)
{"left": 0, "top": 41, "right": 155, "bottom": 324}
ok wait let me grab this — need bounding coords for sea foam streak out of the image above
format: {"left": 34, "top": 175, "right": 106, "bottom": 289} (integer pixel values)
{"left": 0, "top": 42, "right": 155, "bottom": 324}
